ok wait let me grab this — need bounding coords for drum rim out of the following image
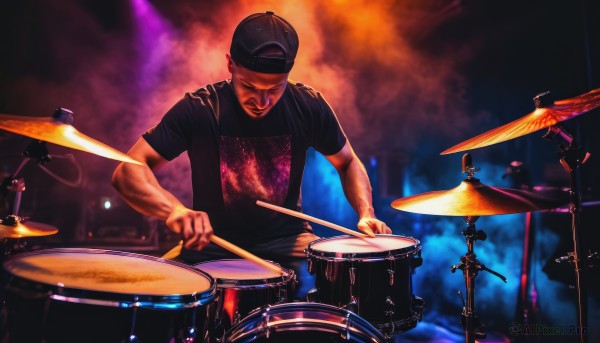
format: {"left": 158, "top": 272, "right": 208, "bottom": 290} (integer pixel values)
{"left": 193, "top": 259, "right": 295, "bottom": 289}
{"left": 2, "top": 248, "right": 217, "bottom": 309}
{"left": 223, "top": 301, "right": 386, "bottom": 342}
{"left": 305, "top": 234, "right": 421, "bottom": 260}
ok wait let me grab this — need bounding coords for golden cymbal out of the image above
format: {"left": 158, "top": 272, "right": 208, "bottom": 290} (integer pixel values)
{"left": 442, "top": 88, "right": 600, "bottom": 155}
{"left": 0, "top": 113, "right": 142, "bottom": 165}
{"left": 391, "top": 179, "right": 563, "bottom": 216}
{"left": 0, "top": 216, "right": 58, "bottom": 238}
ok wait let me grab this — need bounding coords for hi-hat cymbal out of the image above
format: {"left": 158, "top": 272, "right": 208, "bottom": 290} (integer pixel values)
{"left": 391, "top": 179, "right": 563, "bottom": 216}
{"left": 0, "top": 216, "right": 58, "bottom": 238}
{"left": 0, "top": 113, "right": 142, "bottom": 165}
{"left": 442, "top": 88, "right": 600, "bottom": 155}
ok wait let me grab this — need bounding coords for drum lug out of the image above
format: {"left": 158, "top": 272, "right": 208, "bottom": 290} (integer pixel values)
{"left": 342, "top": 313, "right": 352, "bottom": 341}
{"left": 277, "top": 287, "right": 287, "bottom": 304}
{"left": 346, "top": 296, "right": 359, "bottom": 314}
{"left": 292, "top": 273, "right": 298, "bottom": 291}
{"left": 384, "top": 296, "right": 395, "bottom": 316}
{"left": 233, "top": 310, "right": 241, "bottom": 325}
{"left": 412, "top": 295, "right": 425, "bottom": 320}
{"left": 386, "top": 255, "right": 396, "bottom": 285}
{"left": 306, "top": 256, "right": 313, "bottom": 274}
{"left": 325, "top": 260, "right": 334, "bottom": 281}
{"left": 348, "top": 267, "right": 356, "bottom": 286}
{"left": 129, "top": 300, "right": 140, "bottom": 342}
{"left": 412, "top": 256, "right": 423, "bottom": 270}
{"left": 382, "top": 296, "right": 397, "bottom": 339}
{"left": 260, "top": 306, "right": 272, "bottom": 339}
{"left": 306, "top": 287, "right": 318, "bottom": 302}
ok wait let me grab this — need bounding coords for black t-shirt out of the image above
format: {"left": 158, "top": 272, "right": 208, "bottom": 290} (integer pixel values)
{"left": 143, "top": 80, "right": 346, "bottom": 247}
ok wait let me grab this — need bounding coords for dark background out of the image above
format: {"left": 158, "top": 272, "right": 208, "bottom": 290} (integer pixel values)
{"left": 1, "top": 1, "right": 599, "bottom": 342}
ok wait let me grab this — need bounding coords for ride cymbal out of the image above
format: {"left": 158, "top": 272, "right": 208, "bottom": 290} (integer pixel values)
{"left": 391, "top": 179, "right": 563, "bottom": 216}
{"left": 0, "top": 112, "right": 142, "bottom": 165}
{"left": 442, "top": 88, "right": 600, "bottom": 155}
{"left": 0, "top": 215, "right": 58, "bottom": 238}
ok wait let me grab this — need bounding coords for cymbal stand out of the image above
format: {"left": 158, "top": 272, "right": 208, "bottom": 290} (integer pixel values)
{"left": 503, "top": 162, "right": 540, "bottom": 333}
{"left": 451, "top": 216, "right": 507, "bottom": 343}
{"left": 1, "top": 140, "right": 52, "bottom": 257}
{"left": 542, "top": 122, "right": 592, "bottom": 343}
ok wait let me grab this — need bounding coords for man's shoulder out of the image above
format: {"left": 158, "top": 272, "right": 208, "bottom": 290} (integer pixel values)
{"left": 287, "top": 80, "right": 320, "bottom": 99}
{"left": 177, "top": 80, "right": 232, "bottom": 119}
{"left": 285, "top": 80, "right": 330, "bottom": 114}
{"left": 187, "top": 80, "right": 231, "bottom": 102}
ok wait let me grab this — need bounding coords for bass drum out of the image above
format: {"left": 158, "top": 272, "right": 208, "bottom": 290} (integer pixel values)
{"left": 2, "top": 248, "right": 216, "bottom": 343}
{"left": 222, "top": 302, "right": 386, "bottom": 343}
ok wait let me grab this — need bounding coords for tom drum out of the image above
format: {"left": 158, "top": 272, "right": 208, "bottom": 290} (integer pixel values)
{"left": 194, "top": 259, "right": 295, "bottom": 342}
{"left": 305, "top": 234, "right": 424, "bottom": 339}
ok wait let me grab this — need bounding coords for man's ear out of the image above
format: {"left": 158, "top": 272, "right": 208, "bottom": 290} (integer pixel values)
{"left": 226, "top": 53, "right": 234, "bottom": 73}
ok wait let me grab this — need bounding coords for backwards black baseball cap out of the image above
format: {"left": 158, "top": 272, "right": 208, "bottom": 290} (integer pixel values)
{"left": 230, "top": 11, "right": 299, "bottom": 74}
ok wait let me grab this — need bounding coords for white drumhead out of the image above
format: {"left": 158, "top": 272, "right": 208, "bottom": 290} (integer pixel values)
{"left": 194, "top": 259, "right": 282, "bottom": 280}
{"left": 310, "top": 235, "right": 417, "bottom": 253}
{"left": 4, "top": 251, "right": 212, "bottom": 295}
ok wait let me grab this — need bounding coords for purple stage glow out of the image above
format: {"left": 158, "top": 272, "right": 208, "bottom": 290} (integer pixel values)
{"left": 129, "top": 0, "right": 175, "bottom": 92}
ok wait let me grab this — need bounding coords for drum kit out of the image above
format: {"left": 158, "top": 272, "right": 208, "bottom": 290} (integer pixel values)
{"left": 0, "top": 87, "right": 598, "bottom": 343}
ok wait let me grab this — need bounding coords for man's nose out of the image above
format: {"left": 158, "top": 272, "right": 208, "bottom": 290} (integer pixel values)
{"left": 255, "top": 91, "right": 269, "bottom": 109}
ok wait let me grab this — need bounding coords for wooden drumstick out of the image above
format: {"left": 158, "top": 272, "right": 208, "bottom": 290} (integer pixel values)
{"left": 209, "top": 235, "right": 286, "bottom": 275}
{"left": 161, "top": 242, "right": 184, "bottom": 260}
{"left": 256, "top": 200, "right": 375, "bottom": 238}
{"left": 161, "top": 235, "right": 287, "bottom": 276}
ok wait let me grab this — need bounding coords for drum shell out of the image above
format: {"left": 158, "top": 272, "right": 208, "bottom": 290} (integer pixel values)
{"left": 223, "top": 302, "right": 386, "bottom": 343}
{"left": 3, "top": 294, "right": 211, "bottom": 342}
{"left": 305, "top": 235, "right": 422, "bottom": 334}
{"left": 2, "top": 248, "right": 217, "bottom": 343}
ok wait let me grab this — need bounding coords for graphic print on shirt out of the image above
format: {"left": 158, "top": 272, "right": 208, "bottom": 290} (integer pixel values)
{"left": 220, "top": 135, "right": 291, "bottom": 215}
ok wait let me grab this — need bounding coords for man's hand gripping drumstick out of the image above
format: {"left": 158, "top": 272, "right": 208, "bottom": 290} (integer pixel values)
{"left": 162, "top": 236, "right": 287, "bottom": 276}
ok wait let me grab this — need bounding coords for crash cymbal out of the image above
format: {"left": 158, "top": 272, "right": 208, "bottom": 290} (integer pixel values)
{"left": 391, "top": 178, "right": 563, "bottom": 216}
{"left": 0, "top": 215, "right": 58, "bottom": 238}
{"left": 0, "top": 111, "right": 142, "bottom": 165}
{"left": 442, "top": 88, "right": 600, "bottom": 155}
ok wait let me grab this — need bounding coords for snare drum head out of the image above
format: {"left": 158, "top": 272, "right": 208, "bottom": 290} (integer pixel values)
{"left": 194, "top": 259, "right": 293, "bottom": 288}
{"left": 223, "top": 302, "right": 386, "bottom": 343}
{"left": 307, "top": 234, "right": 420, "bottom": 259}
{"left": 2, "top": 248, "right": 215, "bottom": 306}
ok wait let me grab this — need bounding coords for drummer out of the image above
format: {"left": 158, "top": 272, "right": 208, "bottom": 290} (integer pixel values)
{"left": 111, "top": 11, "right": 391, "bottom": 298}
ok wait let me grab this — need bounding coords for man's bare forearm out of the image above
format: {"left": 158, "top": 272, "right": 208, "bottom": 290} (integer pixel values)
{"left": 111, "top": 162, "right": 179, "bottom": 221}
{"left": 338, "top": 157, "right": 376, "bottom": 219}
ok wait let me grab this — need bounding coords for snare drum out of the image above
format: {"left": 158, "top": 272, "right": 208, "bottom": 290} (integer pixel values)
{"left": 305, "top": 235, "right": 423, "bottom": 339}
{"left": 223, "top": 302, "right": 386, "bottom": 343}
{"left": 194, "top": 259, "right": 295, "bottom": 343}
{"left": 2, "top": 248, "right": 216, "bottom": 343}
